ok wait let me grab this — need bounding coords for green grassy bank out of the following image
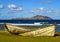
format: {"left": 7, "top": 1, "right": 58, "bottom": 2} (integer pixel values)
{"left": 0, "top": 31, "right": 60, "bottom": 42}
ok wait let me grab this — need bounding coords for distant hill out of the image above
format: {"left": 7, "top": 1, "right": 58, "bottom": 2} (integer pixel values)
{"left": 12, "top": 15, "right": 52, "bottom": 20}
{"left": 32, "top": 15, "right": 52, "bottom": 20}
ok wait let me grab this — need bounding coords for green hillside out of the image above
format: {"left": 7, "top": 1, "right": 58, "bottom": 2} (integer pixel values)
{"left": 0, "top": 31, "right": 60, "bottom": 42}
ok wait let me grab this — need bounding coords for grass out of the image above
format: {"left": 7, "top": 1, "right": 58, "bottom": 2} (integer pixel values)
{"left": 0, "top": 31, "right": 60, "bottom": 42}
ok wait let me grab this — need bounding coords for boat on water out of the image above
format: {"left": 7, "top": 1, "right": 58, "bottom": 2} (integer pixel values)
{"left": 4, "top": 23, "right": 56, "bottom": 36}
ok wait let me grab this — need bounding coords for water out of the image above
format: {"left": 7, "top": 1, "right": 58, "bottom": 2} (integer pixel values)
{"left": 0, "top": 20, "right": 60, "bottom": 32}
{"left": 56, "top": 25, "right": 60, "bottom": 32}
{"left": 0, "top": 20, "right": 60, "bottom": 24}
{"left": 0, "top": 24, "right": 5, "bottom": 30}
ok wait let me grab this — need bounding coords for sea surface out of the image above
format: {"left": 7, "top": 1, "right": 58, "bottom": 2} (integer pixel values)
{"left": 0, "top": 20, "right": 60, "bottom": 24}
{"left": 0, "top": 20, "right": 60, "bottom": 32}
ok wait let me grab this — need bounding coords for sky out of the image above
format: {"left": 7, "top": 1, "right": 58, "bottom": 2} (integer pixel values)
{"left": 0, "top": 0, "right": 60, "bottom": 19}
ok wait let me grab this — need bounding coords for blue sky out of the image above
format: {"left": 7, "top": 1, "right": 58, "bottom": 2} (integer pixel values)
{"left": 0, "top": 0, "right": 60, "bottom": 19}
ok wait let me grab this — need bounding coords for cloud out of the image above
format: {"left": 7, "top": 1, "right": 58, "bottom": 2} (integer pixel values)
{"left": 54, "top": 10, "right": 60, "bottom": 17}
{"left": 8, "top": 4, "right": 23, "bottom": 11}
{"left": 36, "top": 7, "right": 44, "bottom": 12}
{"left": 30, "top": 8, "right": 57, "bottom": 16}
{"left": 46, "top": 8, "right": 55, "bottom": 14}
{"left": 0, "top": 4, "right": 3, "bottom": 9}
{"left": 29, "top": 7, "right": 45, "bottom": 14}
{"left": 42, "top": 0, "right": 53, "bottom": 4}
{"left": 30, "top": 10, "right": 35, "bottom": 14}
{"left": 14, "top": 7, "right": 23, "bottom": 11}
{"left": 8, "top": 4, "right": 16, "bottom": 9}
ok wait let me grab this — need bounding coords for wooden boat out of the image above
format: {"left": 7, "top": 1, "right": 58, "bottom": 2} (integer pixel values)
{"left": 4, "top": 24, "right": 31, "bottom": 34}
{"left": 4, "top": 23, "right": 56, "bottom": 36}
{"left": 20, "top": 24, "right": 56, "bottom": 36}
{"left": 4, "top": 23, "right": 44, "bottom": 34}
